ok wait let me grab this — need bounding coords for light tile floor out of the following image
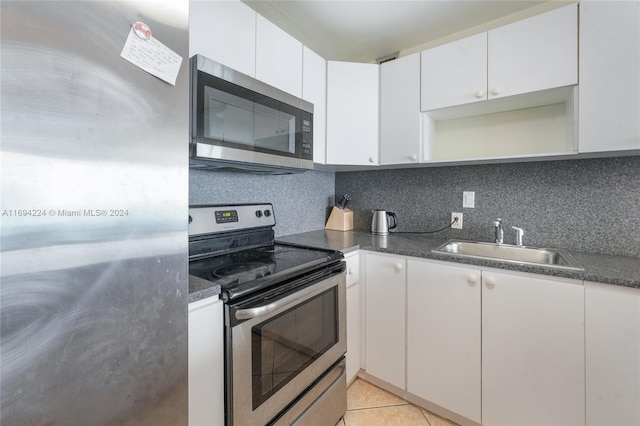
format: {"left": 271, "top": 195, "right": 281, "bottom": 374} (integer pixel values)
{"left": 336, "top": 378, "right": 460, "bottom": 426}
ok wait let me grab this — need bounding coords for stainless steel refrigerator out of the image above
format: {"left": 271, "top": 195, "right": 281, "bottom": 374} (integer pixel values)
{"left": 1, "top": 1, "right": 189, "bottom": 424}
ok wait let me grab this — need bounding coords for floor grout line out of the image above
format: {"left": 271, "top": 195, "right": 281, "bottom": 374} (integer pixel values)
{"left": 420, "top": 406, "right": 433, "bottom": 426}
{"left": 345, "top": 378, "right": 459, "bottom": 426}
{"left": 346, "top": 402, "right": 410, "bottom": 412}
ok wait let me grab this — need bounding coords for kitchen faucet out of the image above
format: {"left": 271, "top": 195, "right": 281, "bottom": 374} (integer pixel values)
{"left": 512, "top": 226, "right": 525, "bottom": 247}
{"left": 493, "top": 218, "right": 504, "bottom": 244}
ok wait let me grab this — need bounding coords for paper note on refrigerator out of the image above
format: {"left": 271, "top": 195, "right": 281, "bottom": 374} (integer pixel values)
{"left": 120, "top": 26, "right": 182, "bottom": 85}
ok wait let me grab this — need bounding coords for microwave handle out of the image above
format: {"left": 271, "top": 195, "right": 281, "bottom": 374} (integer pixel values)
{"left": 235, "top": 275, "right": 338, "bottom": 320}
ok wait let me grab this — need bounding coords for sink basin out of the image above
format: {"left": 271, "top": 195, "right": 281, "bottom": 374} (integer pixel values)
{"left": 432, "top": 240, "right": 583, "bottom": 271}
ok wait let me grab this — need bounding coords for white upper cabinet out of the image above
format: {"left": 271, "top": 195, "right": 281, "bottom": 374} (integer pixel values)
{"left": 189, "top": 0, "right": 256, "bottom": 77}
{"left": 302, "top": 47, "right": 327, "bottom": 164}
{"left": 488, "top": 3, "right": 577, "bottom": 100}
{"left": 326, "top": 61, "right": 379, "bottom": 165}
{"left": 421, "top": 33, "right": 488, "bottom": 111}
{"left": 420, "top": 4, "right": 577, "bottom": 112}
{"left": 255, "top": 15, "right": 303, "bottom": 98}
{"left": 579, "top": 1, "right": 640, "bottom": 153}
{"left": 380, "top": 53, "right": 421, "bottom": 165}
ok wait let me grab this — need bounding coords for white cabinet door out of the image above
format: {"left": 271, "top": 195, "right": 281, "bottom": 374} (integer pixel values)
{"left": 482, "top": 271, "right": 585, "bottom": 426}
{"left": 326, "top": 61, "right": 379, "bottom": 165}
{"left": 420, "top": 33, "right": 488, "bottom": 111}
{"left": 188, "top": 297, "right": 224, "bottom": 426}
{"left": 345, "top": 252, "right": 361, "bottom": 384}
{"left": 407, "top": 260, "right": 481, "bottom": 423}
{"left": 488, "top": 4, "right": 577, "bottom": 99}
{"left": 302, "top": 47, "right": 327, "bottom": 164}
{"left": 579, "top": 1, "right": 640, "bottom": 153}
{"left": 364, "top": 253, "right": 405, "bottom": 389}
{"left": 585, "top": 281, "right": 640, "bottom": 426}
{"left": 189, "top": 0, "right": 256, "bottom": 77}
{"left": 420, "top": 4, "right": 577, "bottom": 111}
{"left": 380, "top": 53, "right": 421, "bottom": 165}
{"left": 346, "top": 282, "right": 361, "bottom": 384}
{"left": 255, "top": 15, "right": 303, "bottom": 97}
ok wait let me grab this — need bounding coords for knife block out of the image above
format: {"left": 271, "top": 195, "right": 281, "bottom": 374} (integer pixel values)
{"left": 325, "top": 207, "right": 353, "bottom": 231}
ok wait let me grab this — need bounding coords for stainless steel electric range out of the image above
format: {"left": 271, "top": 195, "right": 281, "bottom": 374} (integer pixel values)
{"left": 188, "top": 204, "right": 347, "bottom": 426}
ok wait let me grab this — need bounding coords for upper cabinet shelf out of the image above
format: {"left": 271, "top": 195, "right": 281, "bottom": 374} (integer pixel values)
{"left": 421, "top": 3, "right": 578, "bottom": 115}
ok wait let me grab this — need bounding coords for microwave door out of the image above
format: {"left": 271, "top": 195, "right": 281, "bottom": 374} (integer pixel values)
{"left": 253, "top": 103, "right": 296, "bottom": 155}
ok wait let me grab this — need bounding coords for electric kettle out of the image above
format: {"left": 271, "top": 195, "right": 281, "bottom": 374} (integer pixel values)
{"left": 371, "top": 210, "right": 397, "bottom": 235}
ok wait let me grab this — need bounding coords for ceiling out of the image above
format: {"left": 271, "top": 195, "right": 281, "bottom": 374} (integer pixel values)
{"left": 242, "top": 1, "right": 569, "bottom": 63}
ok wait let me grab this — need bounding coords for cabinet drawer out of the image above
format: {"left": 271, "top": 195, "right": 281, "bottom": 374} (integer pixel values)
{"left": 345, "top": 253, "right": 360, "bottom": 287}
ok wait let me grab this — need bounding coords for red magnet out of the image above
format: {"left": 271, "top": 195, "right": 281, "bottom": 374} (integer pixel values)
{"left": 133, "top": 21, "right": 152, "bottom": 40}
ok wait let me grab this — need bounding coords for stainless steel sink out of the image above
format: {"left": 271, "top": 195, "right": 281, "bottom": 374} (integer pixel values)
{"left": 432, "top": 240, "right": 584, "bottom": 271}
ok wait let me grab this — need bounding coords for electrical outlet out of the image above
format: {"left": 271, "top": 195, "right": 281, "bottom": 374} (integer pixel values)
{"left": 451, "top": 212, "right": 463, "bottom": 229}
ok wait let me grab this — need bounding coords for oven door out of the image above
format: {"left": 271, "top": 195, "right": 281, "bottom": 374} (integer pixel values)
{"left": 227, "top": 265, "right": 346, "bottom": 426}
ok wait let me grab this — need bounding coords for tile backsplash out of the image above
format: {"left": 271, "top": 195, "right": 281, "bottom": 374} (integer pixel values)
{"left": 189, "top": 156, "right": 639, "bottom": 257}
{"left": 189, "top": 169, "right": 335, "bottom": 237}
{"left": 336, "top": 156, "right": 640, "bottom": 257}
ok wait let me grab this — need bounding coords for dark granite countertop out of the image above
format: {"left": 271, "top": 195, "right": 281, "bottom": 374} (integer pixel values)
{"left": 277, "top": 230, "right": 640, "bottom": 289}
{"left": 189, "top": 274, "right": 221, "bottom": 304}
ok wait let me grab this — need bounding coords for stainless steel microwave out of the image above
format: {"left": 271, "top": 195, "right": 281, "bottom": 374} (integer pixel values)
{"left": 190, "top": 55, "right": 314, "bottom": 173}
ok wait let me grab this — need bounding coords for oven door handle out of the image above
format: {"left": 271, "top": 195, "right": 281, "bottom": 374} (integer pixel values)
{"left": 235, "top": 281, "right": 327, "bottom": 320}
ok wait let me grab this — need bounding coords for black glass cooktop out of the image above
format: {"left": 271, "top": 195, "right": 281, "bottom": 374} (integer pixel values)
{"left": 188, "top": 243, "right": 343, "bottom": 301}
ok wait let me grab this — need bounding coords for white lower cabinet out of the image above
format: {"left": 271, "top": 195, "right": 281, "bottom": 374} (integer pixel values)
{"left": 407, "top": 260, "right": 481, "bottom": 423}
{"left": 585, "top": 281, "right": 640, "bottom": 426}
{"left": 364, "top": 253, "right": 406, "bottom": 389}
{"left": 345, "top": 252, "right": 361, "bottom": 384}
{"left": 482, "top": 270, "right": 585, "bottom": 426}
{"left": 362, "top": 252, "right": 638, "bottom": 426}
{"left": 188, "top": 297, "right": 224, "bottom": 426}
{"left": 346, "top": 283, "right": 361, "bottom": 383}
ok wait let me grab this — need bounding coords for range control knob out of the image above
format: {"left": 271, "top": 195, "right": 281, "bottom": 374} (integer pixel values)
{"left": 263, "top": 209, "right": 271, "bottom": 217}
{"left": 255, "top": 210, "right": 263, "bottom": 218}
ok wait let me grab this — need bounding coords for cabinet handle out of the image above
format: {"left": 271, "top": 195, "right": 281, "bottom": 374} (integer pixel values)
{"left": 368, "top": 157, "right": 375, "bottom": 163}
{"left": 348, "top": 268, "right": 353, "bottom": 275}
{"left": 394, "top": 263, "right": 403, "bottom": 272}
{"left": 485, "top": 276, "right": 496, "bottom": 288}
{"left": 467, "top": 275, "right": 477, "bottom": 285}
{"left": 409, "top": 154, "right": 417, "bottom": 161}
{"left": 475, "top": 90, "right": 485, "bottom": 99}
{"left": 490, "top": 87, "right": 501, "bottom": 96}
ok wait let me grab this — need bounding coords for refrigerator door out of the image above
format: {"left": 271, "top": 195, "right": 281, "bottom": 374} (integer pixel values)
{"left": 1, "top": 1, "right": 189, "bottom": 424}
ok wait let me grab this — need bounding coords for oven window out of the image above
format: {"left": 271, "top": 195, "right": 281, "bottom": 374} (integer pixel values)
{"left": 251, "top": 287, "right": 338, "bottom": 410}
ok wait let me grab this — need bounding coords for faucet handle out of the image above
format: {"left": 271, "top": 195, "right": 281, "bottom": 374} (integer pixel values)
{"left": 511, "top": 226, "right": 525, "bottom": 247}
{"left": 493, "top": 218, "right": 502, "bottom": 226}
